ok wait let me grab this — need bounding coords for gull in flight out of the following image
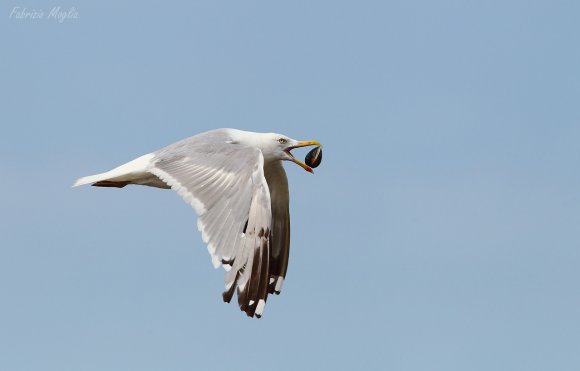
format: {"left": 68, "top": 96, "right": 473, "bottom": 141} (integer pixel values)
{"left": 73, "top": 129, "right": 321, "bottom": 318}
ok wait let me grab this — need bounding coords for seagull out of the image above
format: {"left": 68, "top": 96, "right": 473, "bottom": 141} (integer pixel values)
{"left": 73, "top": 128, "right": 321, "bottom": 318}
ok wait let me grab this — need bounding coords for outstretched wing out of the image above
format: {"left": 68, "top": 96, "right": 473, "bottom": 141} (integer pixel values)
{"left": 149, "top": 138, "right": 272, "bottom": 317}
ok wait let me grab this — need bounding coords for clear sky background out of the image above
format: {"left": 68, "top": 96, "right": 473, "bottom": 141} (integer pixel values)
{"left": 1, "top": 1, "right": 580, "bottom": 370}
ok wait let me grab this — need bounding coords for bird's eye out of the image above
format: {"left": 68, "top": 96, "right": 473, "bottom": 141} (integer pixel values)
{"left": 278, "top": 138, "right": 287, "bottom": 144}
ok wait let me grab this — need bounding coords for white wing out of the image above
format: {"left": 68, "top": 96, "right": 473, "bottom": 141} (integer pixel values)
{"left": 149, "top": 137, "right": 272, "bottom": 317}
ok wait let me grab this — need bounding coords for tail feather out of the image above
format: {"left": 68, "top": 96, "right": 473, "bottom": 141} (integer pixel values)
{"left": 72, "top": 172, "right": 112, "bottom": 187}
{"left": 92, "top": 180, "right": 130, "bottom": 188}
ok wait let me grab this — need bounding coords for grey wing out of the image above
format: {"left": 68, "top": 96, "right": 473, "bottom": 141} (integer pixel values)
{"left": 149, "top": 140, "right": 272, "bottom": 317}
{"left": 264, "top": 162, "right": 291, "bottom": 295}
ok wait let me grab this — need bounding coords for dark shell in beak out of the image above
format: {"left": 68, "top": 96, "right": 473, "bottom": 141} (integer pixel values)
{"left": 305, "top": 146, "right": 322, "bottom": 168}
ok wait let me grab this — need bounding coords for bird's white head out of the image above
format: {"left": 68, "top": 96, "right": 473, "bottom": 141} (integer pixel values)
{"left": 234, "top": 131, "right": 321, "bottom": 173}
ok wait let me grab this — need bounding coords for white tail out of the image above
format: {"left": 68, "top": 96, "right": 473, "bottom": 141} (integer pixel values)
{"left": 72, "top": 153, "right": 155, "bottom": 187}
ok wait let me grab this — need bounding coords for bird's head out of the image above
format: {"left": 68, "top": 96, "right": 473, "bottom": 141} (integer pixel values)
{"left": 260, "top": 133, "right": 321, "bottom": 173}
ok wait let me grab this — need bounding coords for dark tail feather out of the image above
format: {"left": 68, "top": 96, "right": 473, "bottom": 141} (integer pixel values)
{"left": 92, "top": 181, "right": 130, "bottom": 188}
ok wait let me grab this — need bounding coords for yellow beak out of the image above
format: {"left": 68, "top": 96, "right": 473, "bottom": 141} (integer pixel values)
{"left": 286, "top": 140, "right": 321, "bottom": 173}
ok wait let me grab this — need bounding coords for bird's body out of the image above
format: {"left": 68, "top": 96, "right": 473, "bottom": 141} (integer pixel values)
{"left": 73, "top": 128, "right": 321, "bottom": 318}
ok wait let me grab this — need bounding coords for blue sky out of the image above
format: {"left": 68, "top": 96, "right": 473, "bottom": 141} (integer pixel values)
{"left": 1, "top": 1, "right": 580, "bottom": 370}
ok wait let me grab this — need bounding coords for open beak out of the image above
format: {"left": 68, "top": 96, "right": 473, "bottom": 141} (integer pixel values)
{"left": 285, "top": 140, "right": 321, "bottom": 173}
